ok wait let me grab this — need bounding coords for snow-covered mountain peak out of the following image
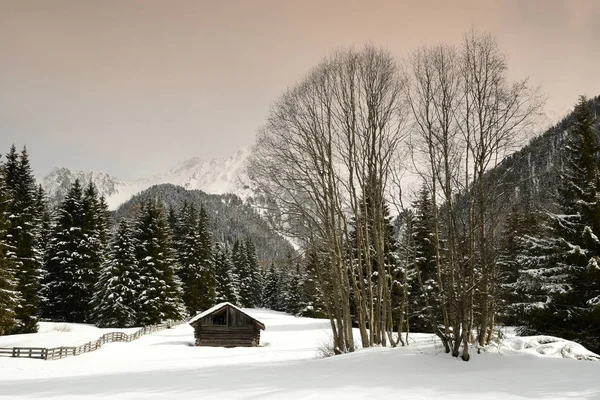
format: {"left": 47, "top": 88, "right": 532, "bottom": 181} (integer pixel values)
{"left": 41, "top": 149, "right": 253, "bottom": 210}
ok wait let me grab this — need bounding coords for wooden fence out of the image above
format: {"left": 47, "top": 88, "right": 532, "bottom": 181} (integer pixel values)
{"left": 0, "top": 320, "right": 183, "bottom": 361}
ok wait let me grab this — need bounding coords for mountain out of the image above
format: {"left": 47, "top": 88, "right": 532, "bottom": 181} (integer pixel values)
{"left": 112, "top": 184, "right": 293, "bottom": 265}
{"left": 492, "top": 95, "right": 600, "bottom": 213}
{"left": 41, "top": 148, "right": 292, "bottom": 264}
{"left": 42, "top": 149, "right": 253, "bottom": 210}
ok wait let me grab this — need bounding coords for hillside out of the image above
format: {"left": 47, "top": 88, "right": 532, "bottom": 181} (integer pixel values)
{"left": 112, "top": 184, "right": 294, "bottom": 265}
{"left": 42, "top": 149, "right": 253, "bottom": 210}
{"left": 495, "top": 95, "right": 600, "bottom": 213}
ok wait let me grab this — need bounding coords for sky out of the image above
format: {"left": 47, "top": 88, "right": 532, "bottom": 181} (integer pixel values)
{"left": 1, "top": 0, "right": 598, "bottom": 180}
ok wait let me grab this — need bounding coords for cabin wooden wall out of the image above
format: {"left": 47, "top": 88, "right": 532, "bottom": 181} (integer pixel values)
{"left": 194, "top": 326, "right": 261, "bottom": 347}
{"left": 192, "top": 305, "right": 263, "bottom": 347}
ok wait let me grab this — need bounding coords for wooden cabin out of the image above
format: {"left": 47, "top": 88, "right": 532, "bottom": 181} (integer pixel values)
{"left": 188, "top": 302, "right": 266, "bottom": 347}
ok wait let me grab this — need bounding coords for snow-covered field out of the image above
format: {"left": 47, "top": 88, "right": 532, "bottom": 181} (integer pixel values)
{"left": 0, "top": 309, "right": 598, "bottom": 400}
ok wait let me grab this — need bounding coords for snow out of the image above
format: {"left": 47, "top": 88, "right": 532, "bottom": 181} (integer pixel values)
{"left": 187, "top": 302, "right": 263, "bottom": 326}
{"left": 0, "top": 322, "right": 138, "bottom": 348}
{"left": 42, "top": 149, "right": 254, "bottom": 211}
{"left": 0, "top": 310, "right": 599, "bottom": 399}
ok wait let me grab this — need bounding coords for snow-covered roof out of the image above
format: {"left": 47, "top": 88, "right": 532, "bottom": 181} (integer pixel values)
{"left": 188, "top": 302, "right": 265, "bottom": 329}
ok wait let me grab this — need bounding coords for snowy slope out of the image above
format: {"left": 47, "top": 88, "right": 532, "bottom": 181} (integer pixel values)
{"left": 41, "top": 148, "right": 253, "bottom": 210}
{"left": 0, "top": 322, "right": 138, "bottom": 348}
{"left": 1, "top": 310, "right": 599, "bottom": 400}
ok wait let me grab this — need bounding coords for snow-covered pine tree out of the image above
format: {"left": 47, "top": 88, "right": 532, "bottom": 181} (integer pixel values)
{"left": 41, "top": 179, "right": 88, "bottom": 322}
{"left": 231, "top": 239, "right": 248, "bottom": 305}
{"left": 79, "top": 182, "right": 108, "bottom": 322}
{"left": 275, "top": 267, "right": 290, "bottom": 312}
{"left": 213, "top": 243, "right": 237, "bottom": 304}
{"left": 35, "top": 185, "right": 52, "bottom": 312}
{"left": 497, "top": 205, "right": 526, "bottom": 325}
{"left": 176, "top": 203, "right": 215, "bottom": 316}
{"left": 231, "top": 238, "right": 263, "bottom": 308}
{"left": 92, "top": 219, "right": 139, "bottom": 328}
{"left": 409, "top": 185, "right": 440, "bottom": 332}
{"left": 175, "top": 201, "right": 198, "bottom": 315}
{"left": 262, "top": 262, "right": 280, "bottom": 310}
{"left": 133, "top": 200, "right": 183, "bottom": 325}
{"left": 298, "top": 251, "right": 325, "bottom": 317}
{"left": 197, "top": 205, "right": 216, "bottom": 309}
{"left": 2, "top": 146, "right": 19, "bottom": 193}
{"left": 4, "top": 147, "right": 42, "bottom": 333}
{"left": 245, "top": 238, "right": 263, "bottom": 307}
{"left": 35, "top": 185, "right": 52, "bottom": 257}
{"left": 0, "top": 156, "right": 19, "bottom": 334}
{"left": 167, "top": 203, "right": 181, "bottom": 244}
{"left": 497, "top": 199, "right": 542, "bottom": 326}
{"left": 381, "top": 203, "right": 403, "bottom": 337}
{"left": 510, "top": 210, "right": 559, "bottom": 325}
{"left": 552, "top": 97, "right": 600, "bottom": 351}
{"left": 284, "top": 264, "right": 302, "bottom": 315}
{"left": 520, "top": 97, "right": 600, "bottom": 353}
{"left": 97, "top": 196, "right": 110, "bottom": 248}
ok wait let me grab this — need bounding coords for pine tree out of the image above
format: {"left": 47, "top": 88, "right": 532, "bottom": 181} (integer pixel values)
{"left": 196, "top": 205, "right": 216, "bottom": 308}
{"left": 298, "top": 251, "right": 325, "bottom": 317}
{"left": 0, "top": 155, "right": 19, "bottom": 334}
{"left": 247, "top": 238, "right": 263, "bottom": 307}
{"left": 3, "top": 146, "right": 19, "bottom": 193}
{"left": 521, "top": 97, "right": 600, "bottom": 353}
{"left": 134, "top": 200, "right": 183, "bottom": 324}
{"left": 409, "top": 185, "right": 440, "bottom": 332}
{"left": 497, "top": 198, "right": 542, "bottom": 326}
{"left": 42, "top": 179, "right": 88, "bottom": 322}
{"left": 510, "top": 210, "right": 560, "bottom": 328}
{"left": 92, "top": 219, "right": 140, "bottom": 327}
{"left": 231, "top": 238, "right": 263, "bottom": 308}
{"left": 262, "top": 262, "right": 280, "bottom": 310}
{"left": 276, "top": 269, "right": 290, "bottom": 312}
{"left": 213, "top": 243, "right": 237, "bottom": 304}
{"left": 176, "top": 203, "right": 215, "bottom": 315}
{"left": 284, "top": 264, "right": 302, "bottom": 315}
{"left": 78, "top": 182, "right": 107, "bottom": 321}
{"left": 6, "top": 147, "right": 43, "bottom": 333}
{"left": 35, "top": 185, "right": 52, "bottom": 256}
{"left": 36, "top": 185, "right": 52, "bottom": 312}
{"left": 231, "top": 239, "right": 247, "bottom": 305}
{"left": 97, "top": 196, "right": 110, "bottom": 249}
{"left": 167, "top": 204, "right": 180, "bottom": 244}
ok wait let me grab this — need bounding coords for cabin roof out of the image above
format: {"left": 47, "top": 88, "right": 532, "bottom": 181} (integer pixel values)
{"left": 188, "top": 302, "right": 266, "bottom": 330}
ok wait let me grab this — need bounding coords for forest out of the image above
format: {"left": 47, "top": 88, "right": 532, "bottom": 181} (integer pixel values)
{"left": 1, "top": 29, "right": 599, "bottom": 363}
{"left": 0, "top": 149, "right": 312, "bottom": 332}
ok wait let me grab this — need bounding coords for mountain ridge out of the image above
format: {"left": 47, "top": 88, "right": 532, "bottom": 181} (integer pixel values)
{"left": 42, "top": 148, "right": 253, "bottom": 210}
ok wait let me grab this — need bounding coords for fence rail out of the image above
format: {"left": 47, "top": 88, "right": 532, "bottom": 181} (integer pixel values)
{"left": 0, "top": 320, "right": 183, "bottom": 361}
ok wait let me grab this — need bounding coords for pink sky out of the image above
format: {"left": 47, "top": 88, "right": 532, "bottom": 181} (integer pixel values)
{"left": 1, "top": 0, "right": 598, "bottom": 179}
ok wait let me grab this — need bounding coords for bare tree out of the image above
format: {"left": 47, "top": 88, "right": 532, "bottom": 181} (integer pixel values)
{"left": 459, "top": 29, "right": 544, "bottom": 350}
{"left": 405, "top": 43, "right": 464, "bottom": 355}
{"left": 249, "top": 45, "right": 406, "bottom": 352}
{"left": 406, "top": 30, "right": 543, "bottom": 360}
